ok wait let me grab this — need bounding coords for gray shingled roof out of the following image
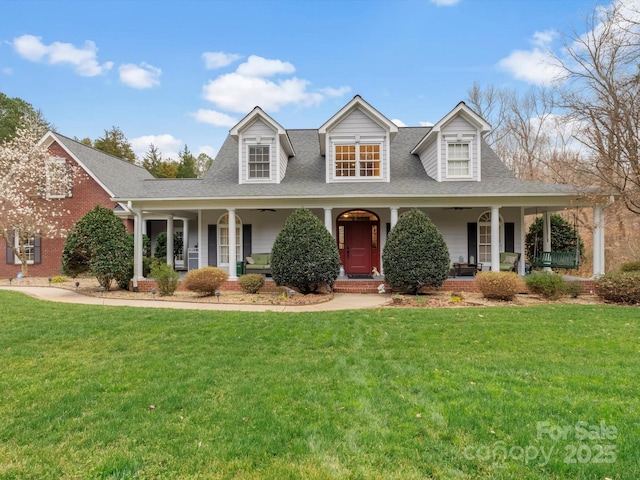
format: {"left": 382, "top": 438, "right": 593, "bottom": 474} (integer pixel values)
{"left": 53, "top": 132, "right": 154, "bottom": 197}
{"left": 108, "top": 127, "right": 585, "bottom": 201}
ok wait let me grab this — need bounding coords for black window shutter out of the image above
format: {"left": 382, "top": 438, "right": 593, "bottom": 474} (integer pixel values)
{"left": 243, "top": 224, "right": 252, "bottom": 259}
{"left": 208, "top": 225, "right": 217, "bottom": 266}
{"left": 34, "top": 236, "right": 41, "bottom": 264}
{"left": 467, "top": 223, "right": 477, "bottom": 263}
{"left": 6, "top": 231, "right": 14, "bottom": 264}
{"left": 386, "top": 223, "right": 391, "bottom": 235}
{"left": 505, "top": 223, "right": 515, "bottom": 252}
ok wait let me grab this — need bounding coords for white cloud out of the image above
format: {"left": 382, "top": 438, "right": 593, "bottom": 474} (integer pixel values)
{"left": 497, "top": 30, "right": 564, "bottom": 85}
{"left": 196, "top": 145, "right": 216, "bottom": 158}
{"left": 201, "top": 55, "right": 351, "bottom": 113}
{"left": 419, "top": 121, "right": 435, "bottom": 127}
{"left": 1, "top": 67, "right": 12, "bottom": 75}
{"left": 130, "top": 134, "right": 183, "bottom": 160}
{"left": 391, "top": 118, "right": 407, "bottom": 127}
{"left": 236, "top": 55, "right": 295, "bottom": 77}
{"left": 202, "top": 51, "right": 242, "bottom": 69}
{"left": 430, "top": 0, "right": 461, "bottom": 5}
{"left": 119, "top": 62, "right": 161, "bottom": 89}
{"left": 191, "top": 109, "right": 239, "bottom": 127}
{"left": 12, "top": 34, "right": 113, "bottom": 76}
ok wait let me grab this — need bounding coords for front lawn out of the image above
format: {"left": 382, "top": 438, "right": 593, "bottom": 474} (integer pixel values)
{"left": 0, "top": 290, "right": 638, "bottom": 479}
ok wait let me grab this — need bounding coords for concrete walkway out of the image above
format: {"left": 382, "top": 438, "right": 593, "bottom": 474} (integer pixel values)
{"left": 0, "top": 286, "right": 391, "bottom": 312}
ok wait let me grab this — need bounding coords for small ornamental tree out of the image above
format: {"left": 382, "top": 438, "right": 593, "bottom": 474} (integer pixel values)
{"left": 271, "top": 208, "right": 341, "bottom": 294}
{"left": 525, "top": 214, "right": 584, "bottom": 265}
{"left": 62, "top": 206, "right": 130, "bottom": 290}
{"left": 0, "top": 119, "right": 73, "bottom": 276}
{"left": 382, "top": 208, "right": 450, "bottom": 294}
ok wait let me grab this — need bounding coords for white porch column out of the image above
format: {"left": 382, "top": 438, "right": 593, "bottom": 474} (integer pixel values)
{"left": 182, "top": 218, "right": 189, "bottom": 253}
{"left": 542, "top": 211, "right": 552, "bottom": 272}
{"left": 491, "top": 206, "right": 501, "bottom": 272}
{"left": 542, "top": 211, "right": 551, "bottom": 252}
{"left": 593, "top": 206, "right": 605, "bottom": 276}
{"left": 390, "top": 207, "right": 399, "bottom": 228}
{"left": 519, "top": 207, "right": 526, "bottom": 275}
{"left": 166, "top": 216, "right": 174, "bottom": 266}
{"left": 228, "top": 208, "right": 237, "bottom": 280}
{"left": 197, "top": 209, "right": 204, "bottom": 269}
{"left": 133, "top": 210, "right": 144, "bottom": 289}
{"left": 324, "top": 207, "right": 333, "bottom": 235}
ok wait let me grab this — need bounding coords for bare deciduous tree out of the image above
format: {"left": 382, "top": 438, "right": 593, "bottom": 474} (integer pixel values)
{"left": 555, "top": 0, "right": 640, "bottom": 214}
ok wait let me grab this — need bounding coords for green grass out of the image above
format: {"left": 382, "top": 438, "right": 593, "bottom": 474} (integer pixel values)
{"left": 1, "top": 290, "right": 639, "bottom": 479}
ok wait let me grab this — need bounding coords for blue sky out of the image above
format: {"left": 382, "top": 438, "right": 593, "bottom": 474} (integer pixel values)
{"left": 0, "top": 0, "right": 606, "bottom": 161}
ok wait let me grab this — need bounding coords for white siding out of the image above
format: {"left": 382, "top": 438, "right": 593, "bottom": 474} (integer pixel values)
{"left": 418, "top": 138, "right": 439, "bottom": 180}
{"left": 327, "top": 108, "right": 389, "bottom": 183}
{"left": 278, "top": 140, "right": 288, "bottom": 182}
{"left": 440, "top": 116, "right": 479, "bottom": 182}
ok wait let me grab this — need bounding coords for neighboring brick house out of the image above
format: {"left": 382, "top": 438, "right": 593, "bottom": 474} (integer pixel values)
{"left": 1, "top": 132, "right": 152, "bottom": 278}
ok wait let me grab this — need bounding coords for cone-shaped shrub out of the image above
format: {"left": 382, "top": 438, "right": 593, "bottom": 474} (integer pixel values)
{"left": 382, "top": 208, "right": 450, "bottom": 294}
{"left": 271, "top": 208, "right": 340, "bottom": 294}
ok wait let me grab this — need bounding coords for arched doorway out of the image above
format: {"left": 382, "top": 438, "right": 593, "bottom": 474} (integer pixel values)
{"left": 337, "top": 210, "right": 380, "bottom": 276}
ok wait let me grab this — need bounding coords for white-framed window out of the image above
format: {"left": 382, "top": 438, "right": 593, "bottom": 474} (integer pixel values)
{"left": 218, "top": 213, "right": 242, "bottom": 265}
{"left": 248, "top": 145, "right": 271, "bottom": 179}
{"left": 14, "top": 233, "right": 36, "bottom": 265}
{"left": 447, "top": 142, "right": 471, "bottom": 178}
{"left": 45, "top": 157, "right": 70, "bottom": 198}
{"left": 477, "top": 211, "right": 503, "bottom": 263}
{"left": 334, "top": 143, "right": 381, "bottom": 178}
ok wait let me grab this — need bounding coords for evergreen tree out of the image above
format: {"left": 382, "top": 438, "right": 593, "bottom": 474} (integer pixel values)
{"left": 93, "top": 126, "right": 136, "bottom": 163}
{"left": 0, "top": 92, "right": 52, "bottom": 142}
{"left": 177, "top": 145, "right": 197, "bottom": 178}
{"left": 382, "top": 208, "right": 450, "bottom": 294}
{"left": 141, "top": 143, "right": 163, "bottom": 177}
{"left": 271, "top": 208, "right": 341, "bottom": 294}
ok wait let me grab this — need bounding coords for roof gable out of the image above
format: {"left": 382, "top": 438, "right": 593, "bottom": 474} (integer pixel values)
{"left": 411, "top": 101, "right": 491, "bottom": 155}
{"left": 230, "top": 106, "right": 294, "bottom": 156}
{"left": 318, "top": 95, "right": 398, "bottom": 155}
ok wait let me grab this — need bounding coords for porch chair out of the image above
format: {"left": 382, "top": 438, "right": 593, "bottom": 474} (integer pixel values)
{"left": 499, "top": 252, "right": 520, "bottom": 272}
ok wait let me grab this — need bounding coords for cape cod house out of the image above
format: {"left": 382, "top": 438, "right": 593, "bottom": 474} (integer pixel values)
{"left": 3, "top": 96, "right": 608, "bottom": 288}
{"left": 114, "top": 96, "right": 607, "bottom": 289}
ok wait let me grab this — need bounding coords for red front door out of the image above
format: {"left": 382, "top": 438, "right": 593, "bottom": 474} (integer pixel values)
{"left": 344, "top": 221, "right": 371, "bottom": 275}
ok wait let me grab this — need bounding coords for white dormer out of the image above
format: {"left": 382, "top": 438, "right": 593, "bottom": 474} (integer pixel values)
{"left": 230, "top": 107, "right": 295, "bottom": 184}
{"left": 319, "top": 95, "right": 398, "bottom": 183}
{"left": 411, "top": 102, "right": 491, "bottom": 182}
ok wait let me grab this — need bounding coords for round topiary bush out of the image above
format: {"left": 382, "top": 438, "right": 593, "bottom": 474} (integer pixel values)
{"left": 183, "top": 267, "right": 228, "bottom": 296}
{"left": 595, "top": 271, "right": 640, "bottom": 304}
{"left": 238, "top": 273, "right": 265, "bottom": 294}
{"left": 475, "top": 271, "right": 524, "bottom": 301}
{"left": 382, "top": 208, "right": 450, "bottom": 294}
{"left": 271, "top": 208, "right": 341, "bottom": 294}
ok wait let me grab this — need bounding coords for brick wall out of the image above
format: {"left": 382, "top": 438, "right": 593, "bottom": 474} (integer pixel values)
{"left": 1, "top": 141, "right": 126, "bottom": 278}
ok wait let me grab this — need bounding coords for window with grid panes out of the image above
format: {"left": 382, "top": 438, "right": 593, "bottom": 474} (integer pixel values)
{"left": 447, "top": 142, "right": 470, "bottom": 177}
{"left": 334, "top": 144, "right": 380, "bottom": 178}
{"left": 248, "top": 145, "right": 270, "bottom": 179}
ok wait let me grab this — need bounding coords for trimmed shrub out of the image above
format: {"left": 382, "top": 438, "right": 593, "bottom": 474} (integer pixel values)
{"left": 619, "top": 260, "right": 640, "bottom": 273}
{"left": 150, "top": 262, "right": 179, "bottom": 296}
{"left": 564, "top": 280, "right": 583, "bottom": 299}
{"left": 595, "top": 271, "right": 640, "bottom": 304}
{"left": 382, "top": 208, "right": 450, "bottom": 294}
{"left": 475, "top": 271, "right": 524, "bottom": 301}
{"left": 238, "top": 273, "right": 265, "bottom": 294}
{"left": 271, "top": 208, "right": 341, "bottom": 294}
{"left": 525, "top": 272, "right": 567, "bottom": 300}
{"left": 51, "top": 275, "right": 68, "bottom": 284}
{"left": 184, "top": 267, "right": 228, "bottom": 296}
{"left": 62, "top": 206, "right": 130, "bottom": 291}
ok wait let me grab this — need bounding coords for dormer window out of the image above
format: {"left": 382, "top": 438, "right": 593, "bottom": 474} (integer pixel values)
{"left": 248, "top": 145, "right": 270, "bottom": 179}
{"left": 334, "top": 143, "right": 381, "bottom": 178}
{"left": 447, "top": 142, "right": 471, "bottom": 177}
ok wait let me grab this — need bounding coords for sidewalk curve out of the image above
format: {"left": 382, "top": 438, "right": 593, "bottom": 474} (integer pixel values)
{"left": 0, "top": 286, "right": 391, "bottom": 312}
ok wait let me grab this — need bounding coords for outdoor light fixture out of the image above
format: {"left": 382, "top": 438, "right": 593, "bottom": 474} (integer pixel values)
{"left": 99, "top": 286, "right": 105, "bottom": 296}
{"left": 151, "top": 287, "right": 157, "bottom": 299}
{"left": 288, "top": 289, "right": 296, "bottom": 298}
{"left": 75, "top": 281, "right": 80, "bottom": 290}
{"left": 215, "top": 290, "right": 221, "bottom": 302}
{"left": 8, "top": 276, "right": 12, "bottom": 285}
{"left": 48, "top": 277, "right": 52, "bottom": 286}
